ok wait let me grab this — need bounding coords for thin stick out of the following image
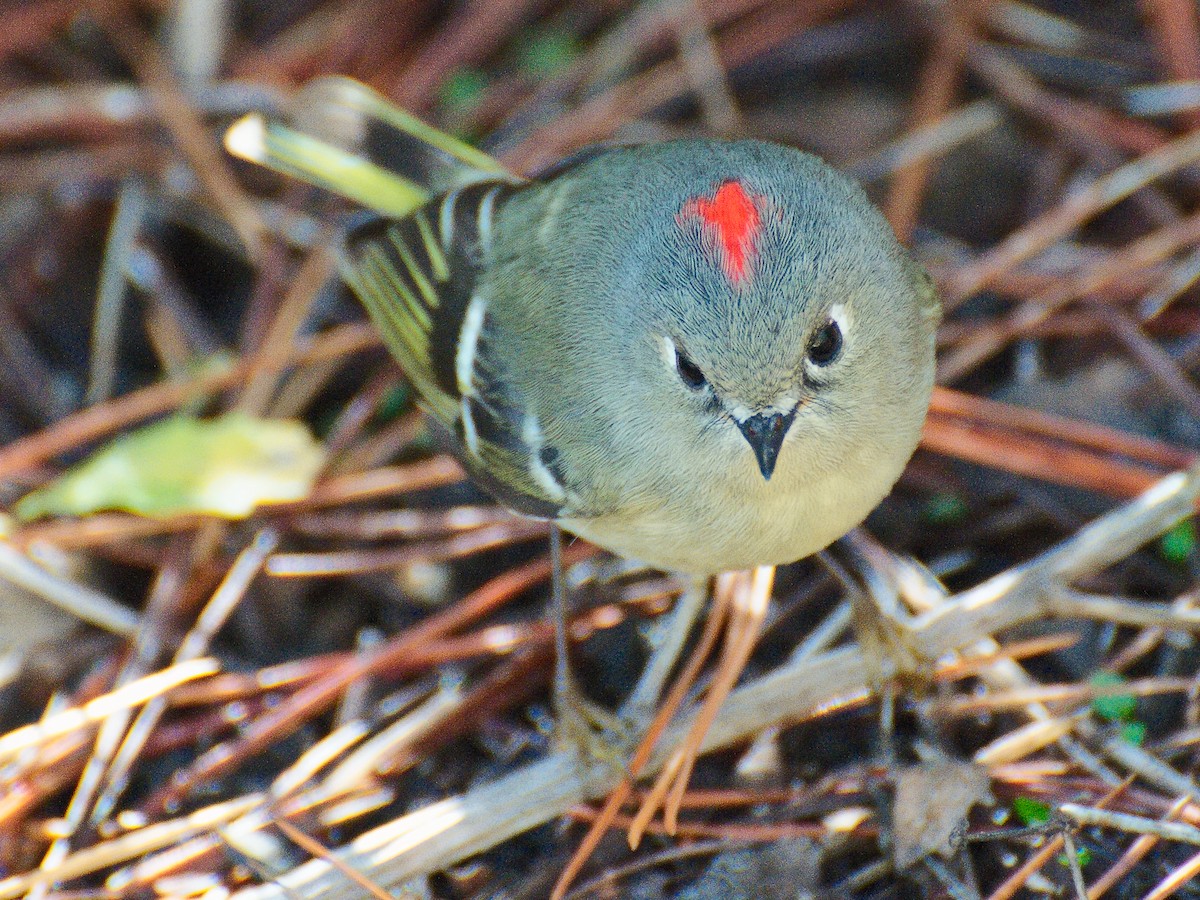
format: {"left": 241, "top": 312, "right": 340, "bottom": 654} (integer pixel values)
{"left": 663, "top": 566, "right": 772, "bottom": 832}
{"left": 549, "top": 580, "right": 730, "bottom": 900}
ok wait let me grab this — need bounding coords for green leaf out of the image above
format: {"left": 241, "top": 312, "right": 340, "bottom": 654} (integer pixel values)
{"left": 375, "top": 384, "right": 412, "bottom": 424}
{"left": 923, "top": 492, "right": 967, "bottom": 525}
{"left": 1160, "top": 519, "right": 1196, "bottom": 563}
{"left": 15, "top": 413, "right": 325, "bottom": 521}
{"left": 1058, "top": 846, "right": 1092, "bottom": 867}
{"left": 440, "top": 69, "right": 488, "bottom": 115}
{"left": 1013, "top": 796, "right": 1051, "bottom": 826}
{"left": 1120, "top": 721, "right": 1146, "bottom": 745}
{"left": 1090, "top": 672, "right": 1136, "bottom": 722}
{"left": 517, "top": 28, "right": 579, "bottom": 77}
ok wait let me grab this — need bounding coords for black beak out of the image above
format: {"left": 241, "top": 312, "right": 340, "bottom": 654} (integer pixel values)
{"left": 738, "top": 411, "right": 795, "bottom": 480}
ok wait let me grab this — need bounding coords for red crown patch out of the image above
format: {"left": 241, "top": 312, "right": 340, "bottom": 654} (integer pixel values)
{"left": 677, "top": 180, "right": 764, "bottom": 284}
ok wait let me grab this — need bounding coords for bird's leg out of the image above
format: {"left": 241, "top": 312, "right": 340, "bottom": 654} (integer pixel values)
{"left": 619, "top": 575, "right": 709, "bottom": 729}
{"left": 827, "top": 531, "right": 928, "bottom": 686}
{"left": 548, "top": 539, "right": 709, "bottom": 762}
{"left": 549, "top": 523, "right": 573, "bottom": 721}
{"left": 823, "top": 531, "right": 936, "bottom": 765}
{"left": 548, "top": 524, "right": 625, "bottom": 760}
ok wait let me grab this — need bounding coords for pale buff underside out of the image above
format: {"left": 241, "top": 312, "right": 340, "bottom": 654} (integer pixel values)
{"left": 558, "top": 432, "right": 912, "bottom": 575}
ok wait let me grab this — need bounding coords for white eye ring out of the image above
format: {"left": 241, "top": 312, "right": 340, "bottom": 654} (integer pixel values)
{"left": 660, "top": 336, "right": 707, "bottom": 390}
{"left": 659, "top": 335, "right": 679, "bottom": 371}
{"left": 829, "top": 303, "right": 853, "bottom": 340}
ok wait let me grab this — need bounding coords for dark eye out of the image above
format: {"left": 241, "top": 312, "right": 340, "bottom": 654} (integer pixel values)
{"left": 807, "top": 320, "right": 843, "bottom": 366}
{"left": 675, "top": 348, "right": 707, "bottom": 390}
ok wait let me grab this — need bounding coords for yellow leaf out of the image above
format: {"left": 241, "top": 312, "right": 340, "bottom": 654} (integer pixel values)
{"left": 15, "top": 414, "right": 324, "bottom": 521}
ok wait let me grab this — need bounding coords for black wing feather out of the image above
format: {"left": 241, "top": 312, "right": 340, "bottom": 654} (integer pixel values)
{"left": 340, "top": 180, "right": 570, "bottom": 519}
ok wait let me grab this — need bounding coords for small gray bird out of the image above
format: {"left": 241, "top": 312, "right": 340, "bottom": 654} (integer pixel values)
{"left": 225, "top": 79, "right": 940, "bottom": 753}
{"left": 340, "top": 139, "right": 940, "bottom": 575}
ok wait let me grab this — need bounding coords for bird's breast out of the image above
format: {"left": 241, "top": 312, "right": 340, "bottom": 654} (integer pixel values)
{"left": 559, "top": 434, "right": 909, "bottom": 574}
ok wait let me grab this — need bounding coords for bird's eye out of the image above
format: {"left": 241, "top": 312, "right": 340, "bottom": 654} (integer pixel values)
{"left": 807, "top": 320, "right": 843, "bottom": 366}
{"left": 675, "top": 349, "right": 707, "bottom": 390}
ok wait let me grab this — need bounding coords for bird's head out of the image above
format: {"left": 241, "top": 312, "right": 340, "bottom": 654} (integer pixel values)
{"left": 624, "top": 142, "right": 937, "bottom": 482}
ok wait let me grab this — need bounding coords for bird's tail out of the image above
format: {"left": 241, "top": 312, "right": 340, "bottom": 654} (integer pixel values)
{"left": 223, "top": 76, "right": 513, "bottom": 218}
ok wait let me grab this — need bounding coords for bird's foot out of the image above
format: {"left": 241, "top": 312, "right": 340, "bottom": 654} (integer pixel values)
{"left": 552, "top": 672, "right": 636, "bottom": 781}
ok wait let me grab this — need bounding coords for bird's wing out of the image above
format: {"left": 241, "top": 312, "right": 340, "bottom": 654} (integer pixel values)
{"left": 227, "top": 78, "right": 566, "bottom": 518}
{"left": 286, "top": 77, "right": 511, "bottom": 193}
{"left": 341, "top": 183, "right": 569, "bottom": 520}
{"left": 904, "top": 254, "right": 944, "bottom": 327}
{"left": 224, "top": 76, "right": 512, "bottom": 217}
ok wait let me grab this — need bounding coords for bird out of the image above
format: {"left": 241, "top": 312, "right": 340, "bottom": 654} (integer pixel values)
{"left": 339, "top": 140, "right": 939, "bottom": 575}
{"left": 226, "top": 77, "right": 940, "bottom": 752}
